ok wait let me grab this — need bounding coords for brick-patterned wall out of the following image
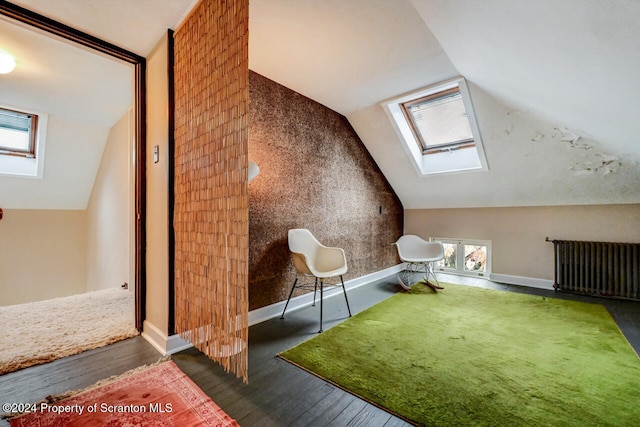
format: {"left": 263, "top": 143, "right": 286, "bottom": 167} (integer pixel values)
{"left": 173, "top": 0, "right": 249, "bottom": 381}
{"left": 248, "top": 71, "right": 403, "bottom": 310}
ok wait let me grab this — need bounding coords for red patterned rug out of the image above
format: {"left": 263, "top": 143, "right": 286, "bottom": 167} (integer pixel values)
{"left": 8, "top": 360, "right": 239, "bottom": 426}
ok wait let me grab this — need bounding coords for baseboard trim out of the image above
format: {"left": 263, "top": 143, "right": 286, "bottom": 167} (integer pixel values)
{"left": 142, "top": 265, "right": 406, "bottom": 352}
{"left": 490, "top": 273, "right": 554, "bottom": 291}
{"left": 143, "top": 269, "right": 553, "bottom": 352}
{"left": 248, "top": 264, "right": 405, "bottom": 326}
{"left": 142, "top": 320, "right": 193, "bottom": 355}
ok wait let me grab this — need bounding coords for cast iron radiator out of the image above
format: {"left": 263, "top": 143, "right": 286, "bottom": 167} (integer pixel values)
{"left": 547, "top": 238, "right": 640, "bottom": 300}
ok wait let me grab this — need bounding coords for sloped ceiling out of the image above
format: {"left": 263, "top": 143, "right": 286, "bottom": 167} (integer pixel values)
{"left": 4, "top": 0, "right": 639, "bottom": 210}
{"left": 249, "top": 0, "right": 456, "bottom": 114}
{"left": 249, "top": 0, "right": 640, "bottom": 208}
{"left": 414, "top": 0, "right": 640, "bottom": 159}
{"left": 0, "top": 16, "right": 132, "bottom": 209}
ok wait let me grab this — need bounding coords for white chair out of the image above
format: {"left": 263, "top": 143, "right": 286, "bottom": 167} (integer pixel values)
{"left": 393, "top": 235, "right": 445, "bottom": 291}
{"left": 281, "top": 229, "right": 352, "bottom": 332}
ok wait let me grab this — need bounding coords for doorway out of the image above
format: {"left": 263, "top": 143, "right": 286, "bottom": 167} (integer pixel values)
{"left": 0, "top": 4, "right": 145, "bottom": 328}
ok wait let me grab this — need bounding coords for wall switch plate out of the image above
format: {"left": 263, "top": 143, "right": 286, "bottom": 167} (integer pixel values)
{"left": 153, "top": 145, "right": 159, "bottom": 163}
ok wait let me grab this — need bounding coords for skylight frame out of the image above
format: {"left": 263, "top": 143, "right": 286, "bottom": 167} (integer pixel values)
{"left": 0, "top": 106, "right": 38, "bottom": 158}
{"left": 382, "top": 76, "right": 488, "bottom": 176}
{"left": 400, "top": 86, "right": 474, "bottom": 154}
{"left": 0, "top": 103, "right": 48, "bottom": 179}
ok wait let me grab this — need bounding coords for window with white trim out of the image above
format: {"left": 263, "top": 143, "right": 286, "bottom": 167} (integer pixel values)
{"left": 0, "top": 105, "right": 47, "bottom": 178}
{"left": 431, "top": 237, "right": 491, "bottom": 278}
{"left": 382, "top": 77, "right": 488, "bottom": 176}
{"left": 402, "top": 86, "right": 473, "bottom": 154}
{"left": 0, "top": 107, "right": 37, "bottom": 158}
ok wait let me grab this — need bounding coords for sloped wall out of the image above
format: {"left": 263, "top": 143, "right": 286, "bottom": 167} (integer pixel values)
{"left": 86, "top": 111, "right": 131, "bottom": 292}
{"left": 248, "top": 71, "right": 403, "bottom": 310}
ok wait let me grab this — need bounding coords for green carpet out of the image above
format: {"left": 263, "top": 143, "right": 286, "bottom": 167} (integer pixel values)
{"left": 279, "top": 283, "right": 640, "bottom": 426}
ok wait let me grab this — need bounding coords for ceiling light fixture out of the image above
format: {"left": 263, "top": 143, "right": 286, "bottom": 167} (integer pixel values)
{"left": 0, "top": 50, "right": 16, "bottom": 74}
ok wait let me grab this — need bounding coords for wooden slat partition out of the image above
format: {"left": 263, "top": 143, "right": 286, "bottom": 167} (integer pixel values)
{"left": 173, "top": 0, "right": 249, "bottom": 382}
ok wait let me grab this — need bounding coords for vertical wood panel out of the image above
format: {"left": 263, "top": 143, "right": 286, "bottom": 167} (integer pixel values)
{"left": 173, "top": 0, "right": 249, "bottom": 382}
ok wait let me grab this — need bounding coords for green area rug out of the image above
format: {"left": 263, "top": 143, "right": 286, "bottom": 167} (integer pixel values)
{"left": 279, "top": 283, "right": 640, "bottom": 426}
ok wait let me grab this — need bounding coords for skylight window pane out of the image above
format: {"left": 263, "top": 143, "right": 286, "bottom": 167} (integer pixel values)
{"left": 406, "top": 91, "right": 473, "bottom": 149}
{"left": 0, "top": 109, "right": 30, "bottom": 131}
{"left": 0, "top": 107, "right": 37, "bottom": 157}
{"left": 402, "top": 87, "right": 473, "bottom": 151}
{"left": 0, "top": 128, "right": 29, "bottom": 150}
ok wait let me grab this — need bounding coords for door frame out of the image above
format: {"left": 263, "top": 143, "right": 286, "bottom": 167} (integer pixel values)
{"left": 0, "top": 2, "right": 147, "bottom": 331}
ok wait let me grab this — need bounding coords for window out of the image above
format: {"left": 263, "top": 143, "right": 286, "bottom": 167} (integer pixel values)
{"left": 382, "top": 77, "right": 488, "bottom": 175}
{"left": 432, "top": 237, "right": 491, "bottom": 277}
{"left": 0, "top": 107, "right": 38, "bottom": 158}
{"left": 401, "top": 86, "right": 473, "bottom": 154}
{"left": 0, "top": 105, "right": 47, "bottom": 178}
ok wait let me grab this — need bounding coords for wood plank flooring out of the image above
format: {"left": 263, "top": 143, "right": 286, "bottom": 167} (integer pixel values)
{"left": 1, "top": 273, "right": 639, "bottom": 426}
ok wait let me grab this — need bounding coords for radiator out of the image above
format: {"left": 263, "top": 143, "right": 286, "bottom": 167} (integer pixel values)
{"left": 547, "top": 238, "right": 640, "bottom": 300}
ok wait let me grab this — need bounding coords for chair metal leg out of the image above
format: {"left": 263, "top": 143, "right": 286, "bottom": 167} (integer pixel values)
{"left": 280, "top": 277, "right": 298, "bottom": 319}
{"left": 340, "top": 275, "right": 352, "bottom": 317}
{"left": 319, "top": 280, "right": 324, "bottom": 333}
{"left": 312, "top": 277, "right": 318, "bottom": 306}
{"left": 400, "top": 262, "right": 423, "bottom": 288}
{"left": 400, "top": 262, "right": 443, "bottom": 291}
{"left": 428, "top": 262, "right": 443, "bottom": 288}
{"left": 425, "top": 262, "right": 444, "bottom": 290}
{"left": 399, "top": 264, "right": 410, "bottom": 287}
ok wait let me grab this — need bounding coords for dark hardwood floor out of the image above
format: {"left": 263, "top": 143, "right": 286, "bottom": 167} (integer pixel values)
{"left": 2, "top": 273, "right": 639, "bottom": 426}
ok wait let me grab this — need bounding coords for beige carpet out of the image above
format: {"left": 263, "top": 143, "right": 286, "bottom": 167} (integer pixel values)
{"left": 0, "top": 288, "right": 138, "bottom": 375}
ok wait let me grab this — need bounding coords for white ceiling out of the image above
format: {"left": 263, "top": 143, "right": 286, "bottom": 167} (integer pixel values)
{"left": 2, "top": 0, "right": 639, "bottom": 210}
{"left": 9, "top": 0, "right": 198, "bottom": 57}
{"left": 249, "top": 0, "right": 456, "bottom": 115}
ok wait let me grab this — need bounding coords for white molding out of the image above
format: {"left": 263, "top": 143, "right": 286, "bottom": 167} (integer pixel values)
{"left": 142, "top": 269, "right": 556, "bottom": 356}
{"left": 166, "top": 334, "right": 194, "bottom": 354}
{"left": 143, "top": 265, "right": 406, "bottom": 354}
{"left": 490, "top": 273, "right": 554, "bottom": 290}
{"left": 141, "top": 320, "right": 167, "bottom": 355}
{"left": 248, "top": 264, "right": 405, "bottom": 326}
{"left": 141, "top": 320, "right": 193, "bottom": 356}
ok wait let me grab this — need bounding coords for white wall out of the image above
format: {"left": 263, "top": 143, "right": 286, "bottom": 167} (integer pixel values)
{"left": 86, "top": 111, "right": 132, "bottom": 291}
{"left": 0, "top": 209, "right": 87, "bottom": 305}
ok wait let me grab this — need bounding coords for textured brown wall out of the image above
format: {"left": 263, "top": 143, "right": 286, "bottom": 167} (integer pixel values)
{"left": 173, "top": 0, "right": 249, "bottom": 381}
{"left": 248, "top": 71, "right": 403, "bottom": 310}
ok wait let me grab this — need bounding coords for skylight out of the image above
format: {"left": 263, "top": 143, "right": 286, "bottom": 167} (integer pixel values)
{"left": 382, "top": 77, "right": 488, "bottom": 176}
{"left": 0, "top": 107, "right": 37, "bottom": 158}
{"left": 0, "top": 105, "right": 47, "bottom": 178}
